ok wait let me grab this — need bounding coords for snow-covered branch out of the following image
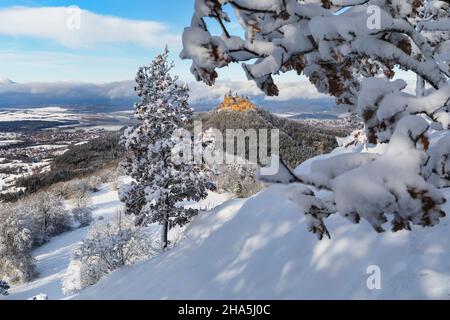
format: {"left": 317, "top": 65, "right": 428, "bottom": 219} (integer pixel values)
{"left": 182, "top": 0, "right": 450, "bottom": 239}
{"left": 181, "top": 0, "right": 449, "bottom": 100}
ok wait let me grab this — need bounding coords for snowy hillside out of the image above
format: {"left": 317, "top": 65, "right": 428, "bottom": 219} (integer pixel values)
{"left": 1, "top": 183, "right": 231, "bottom": 301}
{"left": 75, "top": 150, "right": 450, "bottom": 300}
{"left": 2, "top": 184, "right": 123, "bottom": 300}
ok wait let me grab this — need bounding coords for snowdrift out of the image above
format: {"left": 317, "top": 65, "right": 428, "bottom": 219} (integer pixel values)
{"left": 76, "top": 158, "right": 450, "bottom": 300}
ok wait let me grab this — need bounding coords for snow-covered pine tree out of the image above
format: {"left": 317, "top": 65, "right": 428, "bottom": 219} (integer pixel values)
{"left": 181, "top": 0, "right": 450, "bottom": 239}
{"left": 120, "top": 48, "right": 214, "bottom": 249}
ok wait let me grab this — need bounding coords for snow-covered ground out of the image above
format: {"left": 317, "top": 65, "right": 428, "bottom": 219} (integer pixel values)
{"left": 72, "top": 142, "right": 450, "bottom": 300}
{"left": 2, "top": 184, "right": 231, "bottom": 300}
{"left": 3, "top": 146, "right": 450, "bottom": 300}
{"left": 0, "top": 107, "right": 78, "bottom": 122}
{"left": 74, "top": 182, "right": 450, "bottom": 300}
{"left": 0, "top": 140, "right": 22, "bottom": 146}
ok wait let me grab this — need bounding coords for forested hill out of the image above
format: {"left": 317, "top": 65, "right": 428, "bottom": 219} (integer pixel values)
{"left": 197, "top": 107, "right": 351, "bottom": 168}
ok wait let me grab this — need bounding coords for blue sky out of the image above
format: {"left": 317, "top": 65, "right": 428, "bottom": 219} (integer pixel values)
{"left": 0, "top": 0, "right": 252, "bottom": 83}
{"left": 0, "top": 0, "right": 416, "bottom": 108}
{"left": 0, "top": 0, "right": 193, "bottom": 21}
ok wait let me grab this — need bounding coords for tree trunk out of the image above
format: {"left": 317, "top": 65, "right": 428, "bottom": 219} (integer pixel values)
{"left": 162, "top": 215, "right": 169, "bottom": 250}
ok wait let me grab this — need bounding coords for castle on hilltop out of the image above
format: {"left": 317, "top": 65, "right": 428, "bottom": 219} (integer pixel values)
{"left": 217, "top": 92, "right": 255, "bottom": 112}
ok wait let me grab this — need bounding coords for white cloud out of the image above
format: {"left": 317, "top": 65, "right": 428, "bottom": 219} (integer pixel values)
{"left": 0, "top": 6, "right": 179, "bottom": 48}
{"left": 188, "top": 79, "right": 328, "bottom": 105}
{"left": 0, "top": 79, "right": 136, "bottom": 107}
{"left": 188, "top": 80, "right": 263, "bottom": 105}
{"left": 266, "top": 82, "right": 328, "bottom": 101}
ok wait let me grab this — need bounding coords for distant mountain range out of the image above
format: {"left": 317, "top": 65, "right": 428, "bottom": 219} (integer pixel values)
{"left": 0, "top": 77, "right": 337, "bottom": 114}
{"left": 0, "top": 78, "right": 136, "bottom": 111}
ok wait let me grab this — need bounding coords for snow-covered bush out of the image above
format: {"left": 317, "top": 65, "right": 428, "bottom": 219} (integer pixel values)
{"left": 49, "top": 181, "right": 71, "bottom": 199}
{"left": 86, "top": 176, "right": 102, "bottom": 193}
{"left": 0, "top": 189, "right": 79, "bottom": 284}
{"left": 214, "top": 161, "right": 263, "bottom": 198}
{"left": 69, "top": 178, "right": 100, "bottom": 208}
{"left": 0, "top": 204, "right": 35, "bottom": 283}
{"left": 71, "top": 207, "right": 93, "bottom": 228}
{"left": 111, "top": 175, "right": 121, "bottom": 191}
{"left": 28, "top": 192, "right": 72, "bottom": 245}
{"left": 0, "top": 191, "right": 72, "bottom": 283}
{"left": 182, "top": 0, "right": 450, "bottom": 239}
{"left": 72, "top": 191, "right": 91, "bottom": 209}
{"left": 0, "top": 280, "right": 10, "bottom": 296}
{"left": 62, "top": 215, "right": 158, "bottom": 295}
{"left": 97, "top": 167, "right": 121, "bottom": 188}
{"left": 120, "top": 48, "right": 215, "bottom": 249}
{"left": 62, "top": 259, "right": 86, "bottom": 296}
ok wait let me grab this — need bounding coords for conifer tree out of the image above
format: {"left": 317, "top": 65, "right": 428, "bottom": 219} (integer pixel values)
{"left": 120, "top": 48, "right": 214, "bottom": 249}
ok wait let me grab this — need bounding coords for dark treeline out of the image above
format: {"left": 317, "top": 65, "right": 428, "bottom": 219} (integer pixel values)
{"left": 0, "top": 120, "right": 80, "bottom": 132}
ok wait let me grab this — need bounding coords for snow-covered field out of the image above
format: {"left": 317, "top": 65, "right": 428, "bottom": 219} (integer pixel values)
{"left": 0, "top": 107, "right": 78, "bottom": 122}
{"left": 0, "top": 106, "right": 135, "bottom": 129}
{"left": 0, "top": 140, "right": 22, "bottom": 146}
{"left": 74, "top": 137, "right": 450, "bottom": 300}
